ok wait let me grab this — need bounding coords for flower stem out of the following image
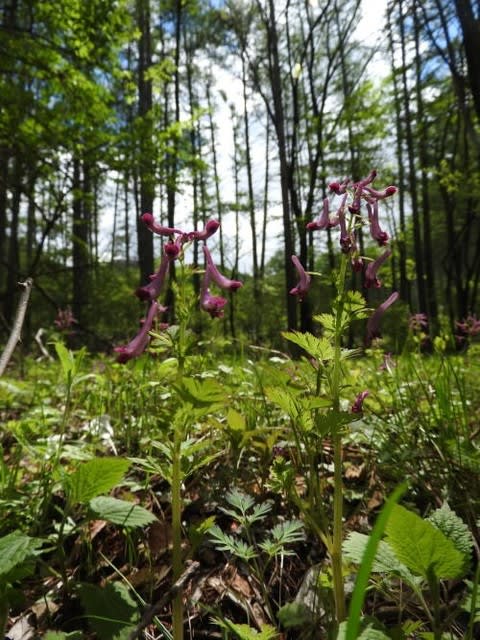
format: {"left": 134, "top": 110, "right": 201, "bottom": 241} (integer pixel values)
{"left": 330, "top": 251, "right": 349, "bottom": 624}
{"left": 171, "top": 432, "right": 183, "bottom": 640}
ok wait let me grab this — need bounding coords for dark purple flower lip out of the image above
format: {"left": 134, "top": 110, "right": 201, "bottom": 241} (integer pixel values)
{"left": 289, "top": 255, "right": 311, "bottom": 301}
{"left": 366, "top": 291, "right": 400, "bottom": 343}
{"left": 114, "top": 301, "right": 165, "bottom": 363}
{"left": 351, "top": 390, "right": 369, "bottom": 413}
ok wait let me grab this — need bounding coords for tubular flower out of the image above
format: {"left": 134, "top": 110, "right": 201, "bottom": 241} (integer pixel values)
{"left": 329, "top": 177, "right": 350, "bottom": 195}
{"left": 338, "top": 204, "right": 356, "bottom": 254}
{"left": 349, "top": 169, "right": 378, "bottom": 214}
{"left": 307, "top": 198, "right": 339, "bottom": 231}
{"left": 351, "top": 390, "right": 369, "bottom": 413}
{"left": 289, "top": 255, "right": 311, "bottom": 301}
{"left": 200, "top": 273, "right": 228, "bottom": 319}
{"left": 141, "top": 213, "right": 182, "bottom": 236}
{"left": 189, "top": 219, "right": 220, "bottom": 241}
{"left": 203, "top": 246, "right": 243, "bottom": 291}
{"left": 135, "top": 252, "right": 171, "bottom": 302}
{"left": 365, "top": 248, "right": 392, "bottom": 289}
{"left": 366, "top": 291, "right": 400, "bottom": 343}
{"left": 367, "top": 201, "right": 389, "bottom": 246}
{"left": 363, "top": 185, "right": 397, "bottom": 202}
{"left": 114, "top": 301, "right": 163, "bottom": 363}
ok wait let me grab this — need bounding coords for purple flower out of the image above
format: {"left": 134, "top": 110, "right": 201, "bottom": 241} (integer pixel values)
{"left": 363, "top": 185, "right": 397, "bottom": 202}
{"left": 289, "top": 255, "right": 311, "bottom": 301}
{"left": 189, "top": 219, "right": 220, "bottom": 241}
{"left": 456, "top": 314, "right": 480, "bottom": 337}
{"left": 203, "top": 246, "right": 243, "bottom": 291}
{"left": 367, "top": 201, "right": 389, "bottom": 246}
{"left": 366, "top": 291, "right": 400, "bottom": 343}
{"left": 54, "top": 307, "right": 78, "bottom": 331}
{"left": 200, "top": 279, "right": 228, "bottom": 318}
{"left": 141, "top": 213, "right": 182, "bottom": 236}
{"left": 307, "top": 198, "right": 339, "bottom": 231}
{"left": 365, "top": 248, "right": 392, "bottom": 289}
{"left": 329, "top": 177, "right": 350, "bottom": 195}
{"left": 114, "top": 301, "right": 163, "bottom": 363}
{"left": 349, "top": 170, "right": 378, "bottom": 214}
{"left": 135, "top": 253, "right": 170, "bottom": 302}
{"left": 351, "top": 390, "right": 369, "bottom": 413}
{"left": 338, "top": 201, "right": 355, "bottom": 253}
{"left": 409, "top": 313, "right": 428, "bottom": 332}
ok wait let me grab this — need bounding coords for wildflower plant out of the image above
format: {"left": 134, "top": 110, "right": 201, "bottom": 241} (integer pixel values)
{"left": 116, "top": 214, "right": 242, "bottom": 640}
{"left": 279, "top": 170, "right": 399, "bottom": 627}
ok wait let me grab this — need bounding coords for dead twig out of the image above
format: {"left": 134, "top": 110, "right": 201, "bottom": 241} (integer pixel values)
{"left": 0, "top": 278, "right": 33, "bottom": 377}
{"left": 128, "top": 561, "right": 200, "bottom": 640}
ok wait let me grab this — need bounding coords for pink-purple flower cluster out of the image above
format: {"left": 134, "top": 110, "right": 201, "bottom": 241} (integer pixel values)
{"left": 114, "top": 215, "right": 242, "bottom": 363}
{"left": 294, "top": 170, "right": 399, "bottom": 344}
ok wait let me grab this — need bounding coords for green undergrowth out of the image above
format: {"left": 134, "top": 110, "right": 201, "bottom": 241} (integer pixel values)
{"left": 1, "top": 344, "right": 480, "bottom": 638}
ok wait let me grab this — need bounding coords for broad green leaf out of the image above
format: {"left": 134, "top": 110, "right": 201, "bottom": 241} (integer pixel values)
{"left": 0, "top": 532, "right": 43, "bottom": 580}
{"left": 281, "top": 331, "right": 334, "bottom": 361}
{"left": 68, "top": 457, "right": 130, "bottom": 504}
{"left": 54, "top": 342, "right": 75, "bottom": 381}
{"left": 343, "top": 532, "right": 418, "bottom": 585}
{"left": 337, "top": 622, "right": 390, "bottom": 639}
{"left": 385, "top": 505, "right": 465, "bottom": 579}
{"left": 78, "top": 581, "right": 139, "bottom": 640}
{"left": 227, "top": 408, "right": 246, "bottom": 431}
{"left": 89, "top": 496, "right": 157, "bottom": 528}
{"left": 277, "top": 602, "right": 312, "bottom": 628}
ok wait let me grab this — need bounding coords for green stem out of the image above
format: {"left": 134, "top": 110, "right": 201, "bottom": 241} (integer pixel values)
{"left": 329, "top": 251, "right": 349, "bottom": 624}
{"left": 0, "top": 592, "right": 8, "bottom": 640}
{"left": 427, "top": 569, "right": 442, "bottom": 640}
{"left": 171, "top": 433, "right": 183, "bottom": 640}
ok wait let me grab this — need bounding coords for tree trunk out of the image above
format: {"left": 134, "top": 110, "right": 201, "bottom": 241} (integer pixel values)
{"left": 136, "top": 0, "right": 154, "bottom": 286}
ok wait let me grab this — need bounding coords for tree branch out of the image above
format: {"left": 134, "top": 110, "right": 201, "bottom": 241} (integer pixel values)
{"left": 0, "top": 278, "right": 33, "bottom": 377}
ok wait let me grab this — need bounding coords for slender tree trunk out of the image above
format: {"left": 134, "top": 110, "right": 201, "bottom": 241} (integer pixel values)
{"left": 4, "top": 155, "right": 22, "bottom": 325}
{"left": 387, "top": 2, "right": 410, "bottom": 307}
{"left": 260, "top": 0, "right": 297, "bottom": 331}
{"left": 398, "top": 0, "right": 427, "bottom": 314}
{"left": 241, "top": 49, "right": 261, "bottom": 338}
{"left": 72, "top": 156, "right": 89, "bottom": 328}
{"left": 136, "top": 0, "right": 154, "bottom": 286}
{"left": 413, "top": 1, "right": 438, "bottom": 328}
{"left": 454, "top": 0, "right": 480, "bottom": 123}
{"left": 206, "top": 80, "right": 225, "bottom": 269}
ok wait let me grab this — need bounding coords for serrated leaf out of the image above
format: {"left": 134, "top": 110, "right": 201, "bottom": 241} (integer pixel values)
{"left": 178, "top": 377, "right": 225, "bottom": 406}
{"left": 213, "top": 618, "right": 278, "bottom": 639}
{"left": 343, "top": 532, "right": 418, "bottom": 585}
{"left": 0, "top": 532, "right": 43, "bottom": 580}
{"left": 78, "top": 581, "right": 139, "bottom": 640}
{"left": 68, "top": 457, "right": 130, "bottom": 504}
{"left": 385, "top": 505, "right": 465, "bottom": 579}
{"left": 428, "top": 503, "right": 473, "bottom": 559}
{"left": 314, "top": 313, "right": 336, "bottom": 333}
{"left": 281, "top": 331, "right": 334, "bottom": 361}
{"left": 89, "top": 496, "right": 157, "bottom": 528}
{"left": 208, "top": 525, "right": 257, "bottom": 560}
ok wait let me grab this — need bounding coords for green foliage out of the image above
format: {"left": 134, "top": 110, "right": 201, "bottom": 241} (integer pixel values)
{"left": 213, "top": 618, "right": 279, "bottom": 639}
{"left": 67, "top": 457, "right": 130, "bottom": 505}
{"left": 88, "top": 496, "right": 157, "bottom": 528}
{"left": 385, "top": 505, "right": 465, "bottom": 580}
{"left": 281, "top": 331, "right": 334, "bottom": 361}
{"left": 428, "top": 503, "right": 473, "bottom": 559}
{"left": 0, "top": 532, "right": 43, "bottom": 581}
{"left": 77, "top": 581, "right": 139, "bottom": 639}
